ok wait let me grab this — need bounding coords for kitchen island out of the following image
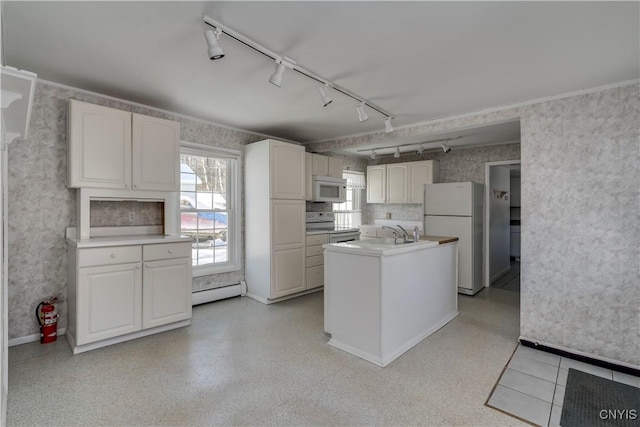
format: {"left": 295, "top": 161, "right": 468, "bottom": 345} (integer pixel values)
{"left": 323, "top": 236, "right": 458, "bottom": 367}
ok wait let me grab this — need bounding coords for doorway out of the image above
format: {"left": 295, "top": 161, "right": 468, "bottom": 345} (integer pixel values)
{"left": 484, "top": 160, "right": 521, "bottom": 289}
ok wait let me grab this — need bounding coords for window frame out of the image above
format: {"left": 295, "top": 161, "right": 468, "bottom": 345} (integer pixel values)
{"left": 180, "top": 141, "right": 241, "bottom": 277}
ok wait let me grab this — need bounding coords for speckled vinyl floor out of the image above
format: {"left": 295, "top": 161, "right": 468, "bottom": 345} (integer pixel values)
{"left": 8, "top": 288, "right": 524, "bottom": 426}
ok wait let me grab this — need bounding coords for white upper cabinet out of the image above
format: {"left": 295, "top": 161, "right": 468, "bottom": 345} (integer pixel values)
{"left": 407, "top": 160, "right": 440, "bottom": 203}
{"left": 68, "top": 100, "right": 180, "bottom": 191}
{"left": 68, "top": 100, "right": 132, "bottom": 189}
{"left": 270, "top": 140, "right": 305, "bottom": 199}
{"left": 132, "top": 113, "right": 180, "bottom": 191}
{"left": 328, "top": 156, "right": 344, "bottom": 178}
{"left": 366, "top": 165, "right": 387, "bottom": 203}
{"left": 386, "top": 163, "right": 408, "bottom": 203}
{"left": 367, "top": 160, "right": 439, "bottom": 203}
{"left": 312, "top": 154, "right": 329, "bottom": 176}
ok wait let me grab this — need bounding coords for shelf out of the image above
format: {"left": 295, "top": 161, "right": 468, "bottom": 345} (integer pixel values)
{"left": 1, "top": 66, "right": 37, "bottom": 146}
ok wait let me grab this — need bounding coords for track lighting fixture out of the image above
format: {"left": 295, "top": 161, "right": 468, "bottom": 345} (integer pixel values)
{"left": 204, "top": 29, "right": 225, "bottom": 60}
{"left": 416, "top": 144, "right": 424, "bottom": 155}
{"left": 385, "top": 117, "right": 394, "bottom": 133}
{"left": 394, "top": 147, "right": 401, "bottom": 159}
{"left": 318, "top": 84, "right": 333, "bottom": 107}
{"left": 357, "top": 103, "right": 368, "bottom": 122}
{"left": 202, "top": 15, "right": 394, "bottom": 120}
{"left": 441, "top": 142, "right": 451, "bottom": 153}
{"left": 369, "top": 150, "right": 377, "bottom": 160}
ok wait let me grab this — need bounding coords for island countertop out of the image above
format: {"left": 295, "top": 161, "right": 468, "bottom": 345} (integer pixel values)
{"left": 323, "top": 235, "right": 458, "bottom": 256}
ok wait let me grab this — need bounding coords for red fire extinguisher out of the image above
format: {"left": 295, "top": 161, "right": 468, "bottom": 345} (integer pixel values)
{"left": 36, "top": 297, "right": 59, "bottom": 344}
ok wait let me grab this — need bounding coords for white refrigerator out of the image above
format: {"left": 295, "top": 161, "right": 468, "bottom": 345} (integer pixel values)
{"left": 424, "top": 182, "right": 484, "bottom": 295}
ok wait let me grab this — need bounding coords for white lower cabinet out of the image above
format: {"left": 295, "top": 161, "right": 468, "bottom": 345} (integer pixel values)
{"left": 142, "top": 257, "right": 192, "bottom": 329}
{"left": 305, "top": 233, "right": 328, "bottom": 289}
{"left": 76, "top": 262, "right": 142, "bottom": 345}
{"left": 67, "top": 239, "right": 192, "bottom": 353}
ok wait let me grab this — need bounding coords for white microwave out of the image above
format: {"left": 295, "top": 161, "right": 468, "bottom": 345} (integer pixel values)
{"left": 312, "top": 175, "right": 347, "bottom": 203}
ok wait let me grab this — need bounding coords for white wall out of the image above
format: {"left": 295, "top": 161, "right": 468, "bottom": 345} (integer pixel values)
{"left": 489, "top": 166, "right": 511, "bottom": 282}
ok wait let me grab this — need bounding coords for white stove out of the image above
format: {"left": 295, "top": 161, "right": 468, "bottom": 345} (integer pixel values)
{"left": 306, "top": 212, "right": 360, "bottom": 243}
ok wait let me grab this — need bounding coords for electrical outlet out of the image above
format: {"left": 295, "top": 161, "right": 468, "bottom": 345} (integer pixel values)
{"left": 128, "top": 212, "right": 135, "bottom": 224}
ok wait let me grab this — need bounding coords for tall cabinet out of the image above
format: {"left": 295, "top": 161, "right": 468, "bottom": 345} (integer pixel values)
{"left": 245, "top": 139, "right": 306, "bottom": 303}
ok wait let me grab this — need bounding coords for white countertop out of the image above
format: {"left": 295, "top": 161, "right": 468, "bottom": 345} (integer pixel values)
{"left": 323, "top": 238, "right": 440, "bottom": 256}
{"left": 67, "top": 234, "right": 191, "bottom": 248}
{"left": 306, "top": 227, "right": 360, "bottom": 235}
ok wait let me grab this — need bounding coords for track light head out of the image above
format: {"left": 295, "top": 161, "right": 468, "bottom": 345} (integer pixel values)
{"left": 269, "top": 62, "right": 286, "bottom": 87}
{"left": 385, "top": 117, "right": 394, "bottom": 133}
{"left": 441, "top": 142, "right": 451, "bottom": 153}
{"left": 394, "top": 147, "right": 400, "bottom": 159}
{"left": 269, "top": 57, "right": 296, "bottom": 88}
{"left": 357, "top": 102, "right": 368, "bottom": 122}
{"left": 416, "top": 144, "right": 424, "bottom": 155}
{"left": 318, "top": 84, "right": 333, "bottom": 107}
{"left": 369, "top": 150, "right": 377, "bottom": 160}
{"left": 204, "top": 29, "right": 225, "bottom": 60}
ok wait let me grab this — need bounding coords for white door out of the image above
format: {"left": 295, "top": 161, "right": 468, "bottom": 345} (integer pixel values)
{"left": 424, "top": 215, "right": 474, "bottom": 291}
{"left": 424, "top": 182, "right": 473, "bottom": 216}
{"left": 142, "top": 258, "right": 192, "bottom": 329}
{"left": 312, "top": 154, "right": 329, "bottom": 176}
{"left": 76, "top": 263, "right": 142, "bottom": 345}
{"left": 132, "top": 113, "right": 180, "bottom": 191}
{"left": 328, "top": 157, "right": 344, "bottom": 178}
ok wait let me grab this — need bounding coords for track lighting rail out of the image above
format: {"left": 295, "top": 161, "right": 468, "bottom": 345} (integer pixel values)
{"left": 202, "top": 15, "right": 394, "bottom": 122}
{"left": 356, "top": 137, "right": 460, "bottom": 153}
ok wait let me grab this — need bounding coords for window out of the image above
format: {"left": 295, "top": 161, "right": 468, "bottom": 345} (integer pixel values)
{"left": 333, "top": 171, "right": 365, "bottom": 228}
{"left": 180, "top": 142, "right": 240, "bottom": 276}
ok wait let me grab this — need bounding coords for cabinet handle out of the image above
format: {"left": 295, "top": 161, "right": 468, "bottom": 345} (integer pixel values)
{"left": 110, "top": 254, "right": 117, "bottom": 259}
{"left": 124, "top": 184, "right": 129, "bottom": 188}
{"left": 168, "top": 250, "right": 173, "bottom": 254}
{"left": 134, "top": 184, "right": 138, "bottom": 189}
{"left": 136, "top": 265, "right": 141, "bottom": 270}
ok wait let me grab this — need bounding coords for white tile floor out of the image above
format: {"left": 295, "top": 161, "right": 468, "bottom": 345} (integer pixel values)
{"left": 487, "top": 344, "right": 640, "bottom": 427}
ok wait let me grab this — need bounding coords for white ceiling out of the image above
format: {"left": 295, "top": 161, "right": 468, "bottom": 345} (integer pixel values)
{"left": 2, "top": 1, "right": 638, "bottom": 145}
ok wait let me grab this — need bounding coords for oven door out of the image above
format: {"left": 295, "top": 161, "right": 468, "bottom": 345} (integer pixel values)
{"left": 329, "top": 231, "right": 361, "bottom": 244}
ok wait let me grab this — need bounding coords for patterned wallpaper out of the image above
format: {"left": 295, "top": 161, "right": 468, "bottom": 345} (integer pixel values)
{"left": 7, "top": 81, "right": 264, "bottom": 340}
{"left": 8, "top": 79, "right": 639, "bottom": 367}
{"left": 307, "top": 83, "right": 640, "bottom": 366}
{"left": 90, "top": 201, "right": 163, "bottom": 226}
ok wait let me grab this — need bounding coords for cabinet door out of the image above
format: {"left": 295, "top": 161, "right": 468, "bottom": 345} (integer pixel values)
{"left": 408, "top": 161, "right": 434, "bottom": 203}
{"left": 76, "top": 263, "right": 142, "bottom": 345}
{"left": 132, "top": 113, "right": 180, "bottom": 191}
{"left": 270, "top": 141, "right": 305, "bottom": 199}
{"left": 272, "top": 248, "right": 306, "bottom": 298}
{"left": 305, "top": 152, "right": 313, "bottom": 201}
{"left": 142, "top": 257, "right": 192, "bottom": 329}
{"left": 312, "top": 154, "right": 329, "bottom": 176}
{"left": 271, "top": 199, "right": 305, "bottom": 297}
{"left": 68, "top": 100, "right": 131, "bottom": 189}
{"left": 328, "top": 157, "right": 344, "bottom": 178}
{"left": 386, "top": 164, "right": 408, "bottom": 203}
{"left": 366, "top": 165, "right": 386, "bottom": 203}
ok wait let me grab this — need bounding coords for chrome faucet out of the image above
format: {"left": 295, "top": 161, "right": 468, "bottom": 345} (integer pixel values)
{"left": 382, "top": 225, "right": 410, "bottom": 244}
{"left": 381, "top": 226, "right": 402, "bottom": 244}
{"left": 396, "top": 225, "right": 411, "bottom": 243}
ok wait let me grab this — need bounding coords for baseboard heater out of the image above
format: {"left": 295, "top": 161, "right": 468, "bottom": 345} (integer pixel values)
{"left": 519, "top": 337, "right": 640, "bottom": 377}
{"left": 191, "top": 280, "right": 247, "bottom": 306}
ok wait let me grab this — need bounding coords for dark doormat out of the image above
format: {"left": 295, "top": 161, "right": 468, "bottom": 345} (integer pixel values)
{"left": 561, "top": 368, "right": 640, "bottom": 427}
